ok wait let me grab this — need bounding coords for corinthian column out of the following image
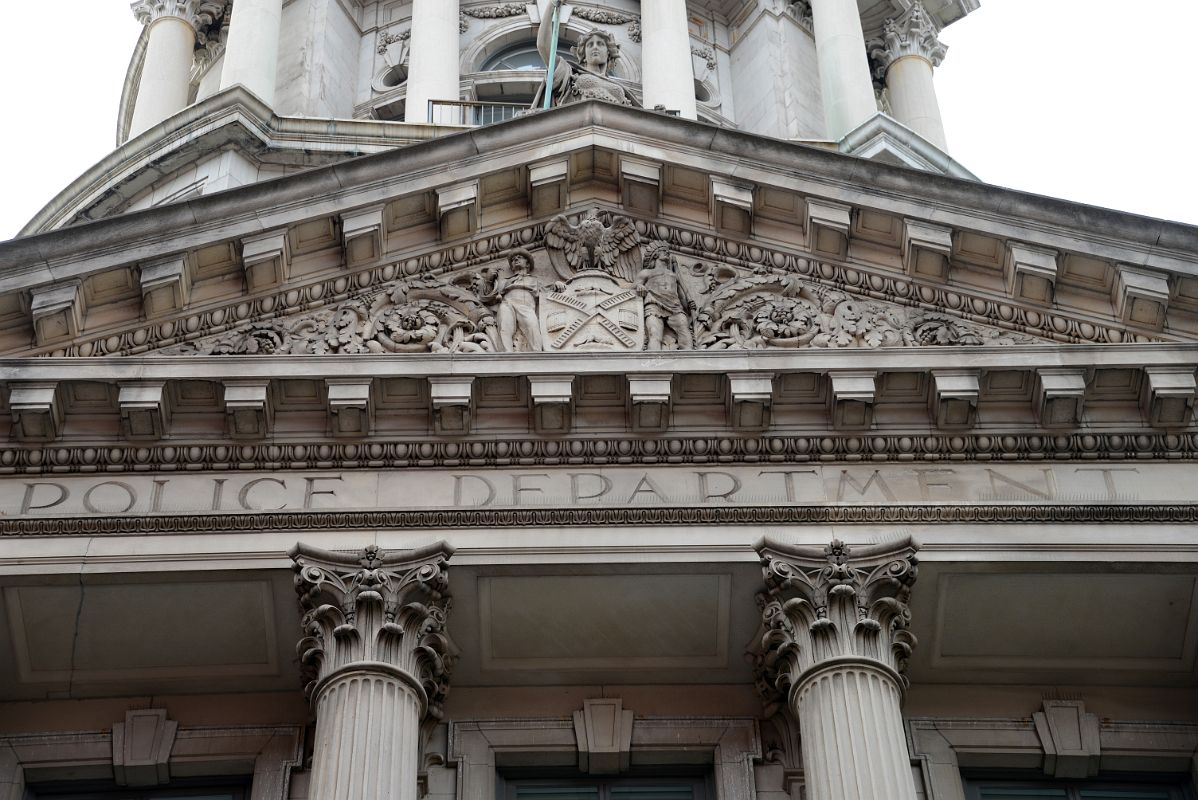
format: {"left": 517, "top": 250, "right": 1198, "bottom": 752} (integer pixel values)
{"left": 219, "top": 0, "right": 283, "bottom": 106}
{"left": 870, "top": 2, "right": 949, "bottom": 150}
{"left": 641, "top": 0, "right": 698, "bottom": 119}
{"left": 809, "top": 0, "right": 879, "bottom": 140}
{"left": 129, "top": 1, "right": 223, "bottom": 137}
{"left": 750, "top": 538, "right": 920, "bottom": 800}
{"left": 406, "top": 0, "right": 461, "bottom": 123}
{"left": 292, "top": 542, "right": 457, "bottom": 800}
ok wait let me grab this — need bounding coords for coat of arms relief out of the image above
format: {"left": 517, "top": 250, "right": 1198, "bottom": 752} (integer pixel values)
{"left": 164, "top": 208, "right": 1040, "bottom": 356}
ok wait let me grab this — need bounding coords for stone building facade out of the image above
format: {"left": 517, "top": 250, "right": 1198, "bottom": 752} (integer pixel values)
{"left": 1, "top": 2, "right": 1197, "bottom": 800}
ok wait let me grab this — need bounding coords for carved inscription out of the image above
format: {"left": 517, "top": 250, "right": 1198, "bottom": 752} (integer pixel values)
{"left": 0, "top": 465, "right": 1155, "bottom": 518}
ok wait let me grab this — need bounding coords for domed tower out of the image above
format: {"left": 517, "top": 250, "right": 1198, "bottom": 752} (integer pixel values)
{"left": 24, "top": 0, "right": 974, "bottom": 235}
{"left": 3, "top": 3, "right": 1198, "bottom": 800}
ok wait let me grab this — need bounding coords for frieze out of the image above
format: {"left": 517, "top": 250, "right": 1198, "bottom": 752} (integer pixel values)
{"left": 21, "top": 215, "right": 1160, "bottom": 358}
{"left": 3, "top": 432, "right": 1198, "bottom": 475}
{"left": 4, "top": 504, "right": 1198, "bottom": 537}
{"left": 163, "top": 211, "right": 1039, "bottom": 356}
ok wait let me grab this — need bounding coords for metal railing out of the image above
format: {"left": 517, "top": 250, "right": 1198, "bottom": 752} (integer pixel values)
{"left": 427, "top": 100, "right": 533, "bottom": 127}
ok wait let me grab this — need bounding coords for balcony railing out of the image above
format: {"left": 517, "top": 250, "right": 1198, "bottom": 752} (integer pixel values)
{"left": 428, "top": 100, "right": 533, "bottom": 127}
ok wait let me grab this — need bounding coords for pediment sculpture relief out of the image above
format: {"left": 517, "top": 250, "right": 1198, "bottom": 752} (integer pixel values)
{"left": 164, "top": 209, "right": 1040, "bottom": 356}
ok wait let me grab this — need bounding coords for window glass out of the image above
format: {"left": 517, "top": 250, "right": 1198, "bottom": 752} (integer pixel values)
{"left": 968, "top": 779, "right": 1188, "bottom": 800}
{"left": 482, "top": 42, "right": 575, "bottom": 71}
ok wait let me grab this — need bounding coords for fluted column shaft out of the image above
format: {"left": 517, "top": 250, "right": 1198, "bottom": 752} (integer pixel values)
{"left": 292, "top": 543, "right": 457, "bottom": 800}
{"left": 309, "top": 670, "right": 424, "bottom": 800}
{"left": 641, "top": 0, "right": 698, "bottom": 119}
{"left": 751, "top": 538, "right": 921, "bottom": 800}
{"left": 795, "top": 663, "right": 917, "bottom": 800}
{"left": 810, "top": 0, "right": 878, "bottom": 139}
{"left": 219, "top": 0, "right": 283, "bottom": 107}
{"left": 407, "top": 0, "right": 461, "bottom": 123}
{"left": 130, "top": 12, "right": 197, "bottom": 136}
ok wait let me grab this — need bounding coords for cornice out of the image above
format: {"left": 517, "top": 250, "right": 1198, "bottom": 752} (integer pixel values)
{"left": 4, "top": 504, "right": 1198, "bottom": 537}
{"left": 9, "top": 101, "right": 1197, "bottom": 272}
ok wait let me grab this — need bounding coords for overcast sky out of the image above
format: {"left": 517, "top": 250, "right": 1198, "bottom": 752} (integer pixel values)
{"left": 0, "top": 0, "right": 1194, "bottom": 241}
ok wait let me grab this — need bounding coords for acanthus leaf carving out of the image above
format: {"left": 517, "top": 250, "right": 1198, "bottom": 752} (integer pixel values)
{"left": 748, "top": 537, "right": 919, "bottom": 717}
{"left": 570, "top": 7, "right": 638, "bottom": 25}
{"left": 291, "top": 542, "right": 457, "bottom": 728}
{"left": 693, "top": 267, "right": 1040, "bottom": 350}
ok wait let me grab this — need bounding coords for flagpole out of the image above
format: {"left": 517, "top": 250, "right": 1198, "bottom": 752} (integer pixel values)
{"left": 542, "top": 0, "right": 562, "bottom": 110}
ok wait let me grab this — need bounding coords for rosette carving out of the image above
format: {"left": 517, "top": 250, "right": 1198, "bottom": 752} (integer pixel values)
{"left": 749, "top": 537, "right": 919, "bottom": 716}
{"left": 292, "top": 542, "right": 457, "bottom": 727}
{"left": 167, "top": 274, "right": 497, "bottom": 355}
{"left": 694, "top": 267, "right": 1038, "bottom": 350}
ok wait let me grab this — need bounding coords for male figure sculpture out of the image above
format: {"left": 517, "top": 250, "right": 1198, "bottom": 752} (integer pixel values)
{"left": 636, "top": 242, "right": 695, "bottom": 350}
{"left": 483, "top": 249, "right": 552, "bottom": 352}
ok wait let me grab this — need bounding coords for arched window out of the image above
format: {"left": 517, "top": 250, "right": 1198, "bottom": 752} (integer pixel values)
{"left": 481, "top": 41, "right": 575, "bottom": 72}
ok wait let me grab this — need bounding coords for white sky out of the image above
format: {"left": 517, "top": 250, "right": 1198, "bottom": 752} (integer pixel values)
{"left": 0, "top": 0, "right": 1195, "bottom": 241}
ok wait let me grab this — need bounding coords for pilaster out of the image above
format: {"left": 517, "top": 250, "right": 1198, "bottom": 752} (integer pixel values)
{"left": 293, "top": 542, "right": 457, "bottom": 800}
{"left": 750, "top": 537, "right": 920, "bottom": 800}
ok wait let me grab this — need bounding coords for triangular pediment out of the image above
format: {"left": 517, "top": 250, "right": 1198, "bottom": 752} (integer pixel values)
{"left": 1, "top": 102, "right": 1194, "bottom": 360}
{"left": 152, "top": 208, "right": 1044, "bottom": 358}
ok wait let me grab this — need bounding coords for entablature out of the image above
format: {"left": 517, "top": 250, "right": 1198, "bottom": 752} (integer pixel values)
{"left": 4, "top": 105, "right": 1197, "bottom": 366}
{"left": 1, "top": 346, "right": 1197, "bottom": 452}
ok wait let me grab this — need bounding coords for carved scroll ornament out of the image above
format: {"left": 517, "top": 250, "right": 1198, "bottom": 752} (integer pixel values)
{"left": 292, "top": 542, "right": 457, "bottom": 724}
{"left": 749, "top": 537, "right": 919, "bottom": 717}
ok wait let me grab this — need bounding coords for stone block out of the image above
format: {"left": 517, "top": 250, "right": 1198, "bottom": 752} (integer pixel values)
{"left": 112, "top": 709, "right": 177, "bottom": 787}
{"left": 7, "top": 382, "right": 63, "bottom": 442}
{"left": 1032, "top": 700, "right": 1100, "bottom": 779}
{"left": 119, "top": 382, "right": 172, "bottom": 440}
{"left": 828, "top": 370, "right": 877, "bottom": 430}
{"left": 1140, "top": 366, "right": 1196, "bottom": 428}
{"left": 1114, "top": 265, "right": 1170, "bottom": 330}
{"left": 728, "top": 373, "right": 774, "bottom": 431}
{"left": 529, "top": 159, "right": 570, "bottom": 217}
{"left": 341, "top": 205, "right": 386, "bottom": 268}
{"left": 627, "top": 374, "right": 673, "bottom": 432}
{"left": 620, "top": 158, "right": 661, "bottom": 218}
{"left": 223, "top": 380, "right": 273, "bottom": 439}
{"left": 429, "top": 376, "right": 475, "bottom": 435}
{"left": 241, "top": 229, "right": 291, "bottom": 293}
{"left": 139, "top": 256, "right": 192, "bottom": 319}
{"left": 711, "top": 178, "right": 754, "bottom": 238}
{"left": 326, "top": 379, "right": 373, "bottom": 437}
{"left": 806, "top": 199, "right": 851, "bottom": 259}
{"left": 529, "top": 375, "right": 574, "bottom": 434}
{"left": 930, "top": 370, "right": 980, "bottom": 429}
{"left": 903, "top": 220, "right": 953, "bottom": 281}
{"left": 437, "top": 181, "right": 479, "bottom": 240}
{"left": 29, "top": 281, "right": 84, "bottom": 346}
{"left": 573, "top": 698, "right": 633, "bottom": 775}
{"left": 1006, "top": 243, "right": 1059, "bottom": 304}
{"left": 1035, "top": 369, "right": 1087, "bottom": 428}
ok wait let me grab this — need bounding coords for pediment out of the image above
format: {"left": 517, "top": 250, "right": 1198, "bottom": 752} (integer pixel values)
{"left": 153, "top": 208, "right": 1044, "bottom": 358}
{"left": 3, "top": 102, "right": 1195, "bottom": 361}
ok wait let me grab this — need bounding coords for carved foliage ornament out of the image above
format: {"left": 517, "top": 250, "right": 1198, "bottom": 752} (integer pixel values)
{"left": 292, "top": 542, "right": 457, "bottom": 725}
{"left": 131, "top": 0, "right": 226, "bottom": 30}
{"left": 164, "top": 228, "right": 1040, "bottom": 356}
{"left": 869, "top": 0, "right": 947, "bottom": 77}
{"left": 461, "top": 4, "right": 528, "bottom": 19}
{"left": 749, "top": 537, "right": 919, "bottom": 717}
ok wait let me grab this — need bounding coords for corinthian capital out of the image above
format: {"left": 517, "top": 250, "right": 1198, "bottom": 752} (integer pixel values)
{"left": 131, "top": 0, "right": 226, "bottom": 29}
{"left": 291, "top": 542, "right": 457, "bottom": 723}
{"left": 870, "top": 1, "right": 947, "bottom": 74}
{"left": 749, "top": 537, "right": 919, "bottom": 716}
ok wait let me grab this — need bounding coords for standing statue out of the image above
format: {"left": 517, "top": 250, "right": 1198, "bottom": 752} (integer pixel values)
{"left": 478, "top": 248, "right": 559, "bottom": 352}
{"left": 635, "top": 241, "right": 696, "bottom": 350}
{"left": 535, "top": 2, "right": 635, "bottom": 107}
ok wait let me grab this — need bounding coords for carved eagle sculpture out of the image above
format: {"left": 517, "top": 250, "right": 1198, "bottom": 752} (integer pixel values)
{"left": 544, "top": 208, "right": 641, "bottom": 282}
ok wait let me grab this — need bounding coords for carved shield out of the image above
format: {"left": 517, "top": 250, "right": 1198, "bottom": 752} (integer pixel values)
{"left": 538, "top": 274, "right": 645, "bottom": 352}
